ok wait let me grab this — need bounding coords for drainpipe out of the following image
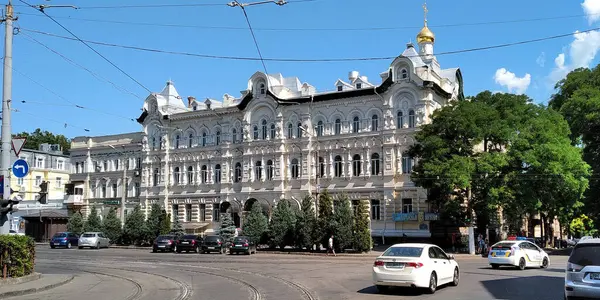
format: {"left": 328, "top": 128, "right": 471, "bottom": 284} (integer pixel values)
{"left": 374, "top": 87, "right": 385, "bottom": 245}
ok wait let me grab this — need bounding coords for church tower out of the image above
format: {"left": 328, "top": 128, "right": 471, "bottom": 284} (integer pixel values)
{"left": 416, "top": 1, "right": 435, "bottom": 62}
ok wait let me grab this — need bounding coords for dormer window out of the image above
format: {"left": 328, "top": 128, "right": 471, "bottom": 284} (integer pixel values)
{"left": 192, "top": 104, "right": 197, "bottom": 111}
{"left": 337, "top": 85, "right": 343, "bottom": 92}
{"left": 401, "top": 68, "right": 408, "bottom": 79}
{"left": 356, "top": 83, "right": 362, "bottom": 89}
{"left": 260, "top": 83, "right": 266, "bottom": 95}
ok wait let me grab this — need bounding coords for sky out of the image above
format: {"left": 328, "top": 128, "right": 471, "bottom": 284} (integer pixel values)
{"left": 4, "top": 0, "right": 600, "bottom": 139}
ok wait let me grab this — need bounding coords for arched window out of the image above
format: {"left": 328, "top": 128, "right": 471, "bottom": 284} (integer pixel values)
{"left": 371, "top": 153, "right": 380, "bottom": 175}
{"left": 234, "top": 162, "right": 242, "bottom": 183}
{"left": 334, "top": 119, "right": 341, "bottom": 135}
{"left": 215, "top": 164, "right": 221, "bottom": 183}
{"left": 255, "top": 161, "right": 262, "bottom": 181}
{"left": 270, "top": 124, "right": 276, "bottom": 139}
{"left": 401, "top": 68, "right": 408, "bottom": 79}
{"left": 253, "top": 125, "right": 259, "bottom": 140}
{"left": 402, "top": 153, "right": 413, "bottom": 174}
{"left": 408, "top": 110, "right": 416, "bottom": 128}
{"left": 174, "top": 167, "right": 180, "bottom": 185}
{"left": 152, "top": 137, "right": 156, "bottom": 150}
{"left": 188, "top": 133, "right": 193, "bottom": 148}
{"left": 232, "top": 129, "right": 237, "bottom": 143}
{"left": 334, "top": 155, "right": 343, "bottom": 177}
{"left": 266, "top": 160, "right": 273, "bottom": 180}
{"left": 352, "top": 154, "right": 361, "bottom": 176}
{"left": 202, "top": 132, "right": 207, "bottom": 147}
{"left": 371, "top": 115, "right": 378, "bottom": 132}
{"left": 215, "top": 131, "right": 221, "bottom": 145}
{"left": 287, "top": 123, "right": 293, "bottom": 138}
{"left": 260, "top": 83, "right": 266, "bottom": 95}
{"left": 187, "top": 166, "right": 194, "bottom": 184}
{"left": 297, "top": 122, "right": 303, "bottom": 138}
{"left": 175, "top": 135, "right": 180, "bottom": 149}
{"left": 261, "top": 120, "right": 268, "bottom": 139}
{"left": 291, "top": 158, "right": 299, "bottom": 179}
{"left": 397, "top": 111, "right": 404, "bottom": 129}
{"left": 153, "top": 168, "right": 159, "bottom": 186}
{"left": 352, "top": 116, "right": 360, "bottom": 133}
{"left": 201, "top": 165, "right": 208, "bottom": 183}
{"left": 158, "top": 137, "right": 162, "bottom": 149}
{"left": 316, "top": 121, "right": 324, "bottom": 137}
{"left": 318, "top": 156, "right": 325, "bottom": 178}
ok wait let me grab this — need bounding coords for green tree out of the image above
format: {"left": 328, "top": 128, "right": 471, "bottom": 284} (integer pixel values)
{"left": 13, "top": 128, "right": 71, "bottom": 154}
{"left": 332, "top": 195, "right": 354, "bottom": 251}
{"left": 67, "top": 211, "right": 84, "bottom": 235}
{"left": 316, "top": 189, "right": 335, "bottom": 248}
{"left": 243, "top": 202, "right": 269, "bottom": 245}
{"left": 146, "top": 204, "right": 163, "bottom": 237}
{"left": 122, "top": 205, "right": 148, "bottom": 245}
{"left": 269, "top": 199, "right": 297, "bottom": 249}
{"left": 102, "top": 208, "right": 122, "bottom": 244}
{"left": 171, "top": 215, "right": 185, "bottom": 236}
{"left": 159, "top": 210, "right": 171, "bottom": 235}
{"left": 219, "top": 213, "right": 237, "bottom": 244}
{"left": 353, "top": 200, "right": 372, "bottom": 253}
{"left": 84, "top": 206, "right": 102, "bottom": 232}
{"left": 569, "top": 214, "right": 599, "bottom": 238}
{"left": 295, "top": 195, "right": 317, "bottom": 250}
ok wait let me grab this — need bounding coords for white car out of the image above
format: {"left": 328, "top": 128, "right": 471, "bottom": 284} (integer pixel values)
{"left": 372, "top": 243, "right": 460, "bottom": 294}
{"left": 78, "top": 232, "right": 110, "bottom": 249}
{"left": 565, "top": 238, "right": 600, "bottom": 299}
{"left": 488, "top": 240, "right": 549, "bottom": 270}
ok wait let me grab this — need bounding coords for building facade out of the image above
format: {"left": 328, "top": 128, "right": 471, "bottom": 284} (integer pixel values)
{"left": 134, "top": 22, "right": 463, "bottom": 237}
{"left": 67, "top": 133, "right": 143, "bottom": 219}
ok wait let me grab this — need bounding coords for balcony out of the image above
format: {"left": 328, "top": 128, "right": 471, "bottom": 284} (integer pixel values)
{"left": 64, "top": 194, "right": 84, "bottom": 205}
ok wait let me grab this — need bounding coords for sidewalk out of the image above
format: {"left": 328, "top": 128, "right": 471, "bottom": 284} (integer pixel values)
{"left": 0, "top": 274, "right": 74, "bottom": 298}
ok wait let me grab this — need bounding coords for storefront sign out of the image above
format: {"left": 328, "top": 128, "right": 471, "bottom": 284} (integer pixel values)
{"left": 393, "top": 211, "right": 439, "bottom": 222}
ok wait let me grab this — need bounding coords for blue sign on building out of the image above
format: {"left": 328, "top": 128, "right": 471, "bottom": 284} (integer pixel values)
{"left": 12, "top": 159, "right": 29, "bottom": 178}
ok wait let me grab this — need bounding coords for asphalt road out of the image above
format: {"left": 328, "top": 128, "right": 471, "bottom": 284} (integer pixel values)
{"left": 22, "top": 245, "right": 568, "bottom": 300}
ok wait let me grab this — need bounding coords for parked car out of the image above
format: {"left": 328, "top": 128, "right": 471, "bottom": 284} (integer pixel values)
{"left": 50, "top": 232, "right": 79, "bottom": 249}
{"left": 153, "top": 235, "right": 178, "bottom": 252}
{"left": 78, "top": 232, "right": 110, "bottom": 249}
{"left": 372, "top": 243, "right": 460, "bottom": 294}
{"left": 565, "top": 237, "right": 600, "bottom": 299}
{"left": 229, "top": 236, "right": 257, "bottom": 255}
{"left": 176, "top": 234, "right": 203, "bottom": 253}
{"left": 202, "top": 235, "right": 225, "bottom": 254}
{"left": 488, "top": 240, "right": 549, "bottom": 270}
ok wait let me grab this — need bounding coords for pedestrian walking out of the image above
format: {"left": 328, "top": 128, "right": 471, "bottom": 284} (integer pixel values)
{"left": 327, "top": 235, "right": 336, "bottom": 256}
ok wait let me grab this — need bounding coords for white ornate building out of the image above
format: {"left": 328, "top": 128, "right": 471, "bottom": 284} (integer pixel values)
{"left": 135, "top": 21, "right": 464, "bottom": 237}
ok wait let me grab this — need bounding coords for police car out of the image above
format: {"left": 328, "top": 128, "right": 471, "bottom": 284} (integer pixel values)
{"left": 488, "top": 237, "right": 549, "bottom": 270}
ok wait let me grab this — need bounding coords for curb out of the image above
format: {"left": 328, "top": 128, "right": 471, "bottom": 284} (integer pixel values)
{"left": 0, "top": 275, "right": 74, "bottom": 298}
{"left": 0, "top": 273, "right": 42, "bottom": 286}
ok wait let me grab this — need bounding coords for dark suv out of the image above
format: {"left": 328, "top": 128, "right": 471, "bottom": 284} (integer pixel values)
{"left": 230, "top": 236, "right": 257, "bottom": 255}
{"left": 176, "top": 234, "right": 203, "bottom": 253}
{"left": 202, "top": 235, "right": 225, "bottom": 254}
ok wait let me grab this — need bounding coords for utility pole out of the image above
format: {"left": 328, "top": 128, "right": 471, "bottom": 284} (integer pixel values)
{"left": 0, "top": 1, "right": 15, "bottom": 235}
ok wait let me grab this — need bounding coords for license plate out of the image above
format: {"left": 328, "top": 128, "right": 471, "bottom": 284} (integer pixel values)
{"left": 182, "top": 242, "right": 189, "bottom": 244}
{"left": 208, "top": 247, "right": 215, "bottom": 249}
{"left": 386, "top": 262, "right": 405, "bottom": 269}
{"left": 235, "top": 244, "right": 243, "bottom": 247}
{"left": 495, "top": 251, "right": 504, "bottom": 256}
{"left": 591, "top": 273, "right": 600, "bottom": 280}
{"left": 158, "top": 245, "right": 165, "bottom": 248}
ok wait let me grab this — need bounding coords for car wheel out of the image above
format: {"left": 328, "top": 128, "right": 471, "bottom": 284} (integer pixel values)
{"left": 66, "top": 242, "right": 72, "bottom": 249}
{"left": 78, "top": 246, "right": 83, "bottom": 249}
{"left": 491, "top": 264, "right": 500, "bottom": 269}
{"left": 541, "top": 257, "right": 549, "bottom": 269}
{"left": 50, "top": 245, "right": 55, "bottom": 249}
{"left": 450, "top": 267, "right": 459, "bottom": 286}
{"left": 375, "top": 285, "right": 388, "bottom": 293}
{"left": 518, "top": 258, "right": 526, "bottom": 270}
{"left": 152, "top": 249, "right": 157, "bottom": 253}
{"left": 426, "top": 272, "right": 437, "bottom": 294}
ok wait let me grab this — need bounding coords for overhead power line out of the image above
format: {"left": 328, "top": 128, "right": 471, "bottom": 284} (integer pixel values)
{"left": 11, "top": 108, "right": 90, "bottom": 132}
{"left": 18, "top": 0, "right": 152, "bottom": 94}
{"left": 16, "top": 11, "right": 600, "bottom": 32}
{"left": 22, "top": 26, "right": 600, "bottom": 62}
{"left": 14, "top": 0, "right": 316, "bottom": 9}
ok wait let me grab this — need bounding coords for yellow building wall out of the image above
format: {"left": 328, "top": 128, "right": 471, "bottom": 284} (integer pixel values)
{"left": 10, "top": 169, "right": 69, "bottom": 201}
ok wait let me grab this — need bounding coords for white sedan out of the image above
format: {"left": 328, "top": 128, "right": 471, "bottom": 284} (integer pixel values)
{"left": 372, "top": 243, "right": 460, "bottom": 294}
{"left": 488, "top": 240, "right": 549, "bottom": 270}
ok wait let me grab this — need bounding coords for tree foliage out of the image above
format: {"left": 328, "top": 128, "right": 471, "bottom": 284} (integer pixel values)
{"left": 332, "top": 195, "right": 354, "bottom": 251}
{"left": 569, "top": 214, "right": 598, "bottom": 238}
{"left": 67, "top": 211, "right": 84, "bottom": 235}
{"left": 295, "top": 195, "right": 317, "bottom": 250}
{"left": 122, "top": 206, "right": 148, "bottom": 246}
{"left": 219, "top": 213, "right": 237, "bottom": 244}
{"left": 102, "top": 208, "right": 122, "bottom": 244}
{"left": 269, "top": 199, "right": 297, "bottom": 249}
{"left": 316, "top": 189, "right": 335, "bottom": 247}
{"left": 170, "top": 215, "right": 185, "bottom": 236}
{"left": 353, "top": 200, "right": 372, "bottom": 253}
{"left": 243, "top": 202, "right": 269, "bottom": 244}
{"left": 146, "top": 204, "right": 163, "bottom": 237}
{"left": 84, "top": 206, "right": 103, "bottom": 232}
{"left": 160, "top": 211, "right": 172, "bottom": 235}
{"left": 13, "top": 128, "right": 70, "bottom": 154}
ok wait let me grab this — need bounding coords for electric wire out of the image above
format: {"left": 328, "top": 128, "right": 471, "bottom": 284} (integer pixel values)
{"left": 16, "top": 11, "right": 600, "bottom": 32}
{"left": 21, "top": 26, "right": 600, "bottom": 62}
{"left": 14, "top": 0, "right": 316, "bottom": 10}
{"left": 11, "top": 108, "right": 90, "bottom": 132}
{"left": 18, "top": 0, "right": 152, "bottom": 94}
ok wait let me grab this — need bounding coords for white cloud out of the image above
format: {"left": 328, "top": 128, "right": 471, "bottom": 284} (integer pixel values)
{"left": 494, "top": 68, "right": 531, "bottom": 94}
{"left": 582, "top": 0, "right": 600, "bottom": 24}
{"left": 536, "top": 52, "right": 546, "bottom": 67}
{"left": 548, "top": 30, "right": 600, "bottom": 83}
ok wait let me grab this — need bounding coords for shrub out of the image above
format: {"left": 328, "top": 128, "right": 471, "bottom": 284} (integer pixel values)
{"left": 102, "top": 208, "right": 122, "bottom": 244}
{"left": 244, "top": 202, "right": 268, "bottom": 245}
{"left": 84, "top": 206, "right": 102, "bottom": 232}
{"left": 0, "top": 235, "right": 35, "bottom": 278}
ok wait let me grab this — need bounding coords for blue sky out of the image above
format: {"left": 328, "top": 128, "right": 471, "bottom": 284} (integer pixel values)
{"left": 6, "top": 0, "right": 600, "bottom": 138}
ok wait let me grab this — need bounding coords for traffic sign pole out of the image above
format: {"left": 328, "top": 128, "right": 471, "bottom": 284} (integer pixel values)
{"left": 0, "top": 1, "right": 14, "bottom": 235}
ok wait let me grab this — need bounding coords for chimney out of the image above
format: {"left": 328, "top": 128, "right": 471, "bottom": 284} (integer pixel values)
{"left": 187, "top": 96, "right": 196, "bottom": 108}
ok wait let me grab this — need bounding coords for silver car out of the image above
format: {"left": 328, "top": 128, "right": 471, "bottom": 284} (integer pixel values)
{"left": 565, "top": 238, "right": 600, "bottom": 299}
{"left": 78, "top": 232, "right": 110, "bottom": 249}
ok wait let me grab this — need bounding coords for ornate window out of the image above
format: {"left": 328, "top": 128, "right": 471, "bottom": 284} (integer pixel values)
{"left": 401, "top": 68, "right": 408, "bottom": 79}
{"left": 371, "top": 153, "right": 380, "bottom": 175}
{"left": 214, "top": 164, "right": 221, "bottom": 183}
{"left": 261, "top": 120, "right": 268, "bottom": 139}
{"left": 266, "top": 160, "right": 273, "bottom": 180}
{"left": 255, "top": 161, "right": 262, "bottom": 181}
{"left": 287, "top": 123, "right": 293, "bottom": 138}
{"left": 291, "top": 158, "right": 299, "bottom": 179}
{"left": 270, "top": 124, "right": 276, "bottom": 139}
{"left": 371, "top": 115, "right": 378, "bottom": 132}
{"left": 408, "top": 110, "right": 416, "bottom": 128}
{"left": 253, "top": 126, "right": 259, "bottom": 140}
{"left": 215, "top": 131, "right": 221, "bottom": 146}
{"left": 173, "top": 167, "right": 180, "bottom": 184}
{"left": 153, "top": 168, "right": 159, "bottom": 186}
{"left": 188, "top": 134, "right": 193, "bottom": 148}
{"left": 334, "top": 119, "right": 341, "bottom": 135}
{"left": 234, "top": 162, "right": 242, "bottom": 183}
{"left": 260, "top": 83, "right": 266, "bottom": 95}
{"left": 334, "top": 156, "right": 343, "bottom": 177}
{"left": 316, "top": 121, "right": 324, "bottom": 137}
{"left": 201, "top": 165, "right": 208, "bottom": 183}
{"left": 187, "top": 166, "right": 193, "bottom": 184}
{"left": 402, "top": 153, "right": 413, "bottom": 174}
{"left": 202, "top": 132, "right": 207, "bottom": 147}
{"left": 352, "top": 154, "right": 361, "bottom": 176}
{"left": 232, "top": 129, "right": 237, "bottom": 143}
{"left": 352, "top": 116, "right": 360, "bottom": 133}
{"left": 397, "top": 111, "right": 404, "bottom": 129}
{"left": 297, "top": 122, "right": 303, "bottom": 138}
{"left": 318, "top": 157, "right": 325, "bottom": 178}
{"left": 175, "top": 135, "right": 180, "bottom": 149}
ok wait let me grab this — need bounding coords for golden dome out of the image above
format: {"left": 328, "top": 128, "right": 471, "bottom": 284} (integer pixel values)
{"left": 417, "top": 25, "right": 435, "bottom": 44}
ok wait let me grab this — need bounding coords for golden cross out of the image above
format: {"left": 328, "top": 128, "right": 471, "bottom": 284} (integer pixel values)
{"left": 423, "top": 1, "right": 428, "bottom": 26}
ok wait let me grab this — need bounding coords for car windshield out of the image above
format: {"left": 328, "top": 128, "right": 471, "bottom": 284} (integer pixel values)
{"left": 492, "top": 242, "right": 515, "bottom": 249}
{"left": 53, "top": 233, "right": 67, "bottom": 238}
{"left": 233, "top": 237, "right": 247, "bottom": 243}
{"left": 82, "top": 233, "right": 96, "bottom": 237}
{"left": 157, "top": 235, "right": 174, "bottom": 240}
{"left": 205, "top": 236, "right": 219, "bottom": 241}
{"left": 382, "top": 247, "right": 423, "bottom": 257}
{"left": 569, "top": 243, "right": 600, "bottom": 266}
{"left": 182, "top": 235, "right": 197, "bottom": 239}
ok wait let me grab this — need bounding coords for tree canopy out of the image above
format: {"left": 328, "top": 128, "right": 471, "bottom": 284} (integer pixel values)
{"left": 13, "top": 128, "right": 71, "bottom": 153}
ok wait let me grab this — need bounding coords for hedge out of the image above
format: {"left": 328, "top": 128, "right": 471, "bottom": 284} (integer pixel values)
{"left": 0, "top": 235, "right": 36, "bottom": 278}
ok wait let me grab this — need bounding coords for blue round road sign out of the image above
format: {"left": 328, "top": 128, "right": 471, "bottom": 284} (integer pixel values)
{"left": 12, "top": 159, "right": 29, "bottom": 178}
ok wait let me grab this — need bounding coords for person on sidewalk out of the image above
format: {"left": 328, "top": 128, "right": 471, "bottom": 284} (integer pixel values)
{"left": 327, "top": 235, "right": 336, "bottom": 256}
